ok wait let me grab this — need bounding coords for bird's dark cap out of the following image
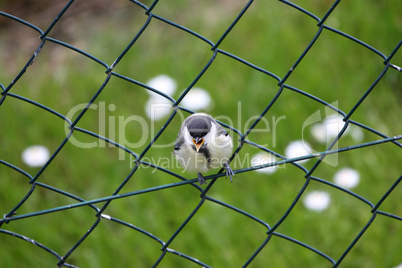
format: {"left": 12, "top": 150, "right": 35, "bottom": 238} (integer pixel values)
{"left": 187, "top": 116, "right": 212, "bottom": 138}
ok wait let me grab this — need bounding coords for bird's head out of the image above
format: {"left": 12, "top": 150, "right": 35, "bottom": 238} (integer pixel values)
{"left": 187, "top": 115, "right": 212, "bottom": 153}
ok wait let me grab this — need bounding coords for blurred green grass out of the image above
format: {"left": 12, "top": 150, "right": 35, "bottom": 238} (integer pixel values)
{"left": 0, "top": 0, "right": 401, "bottom": 267}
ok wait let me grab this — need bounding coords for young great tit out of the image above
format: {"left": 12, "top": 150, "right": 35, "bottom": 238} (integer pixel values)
{"left": 174, "top": 113, "right": 235, "bottom": 185}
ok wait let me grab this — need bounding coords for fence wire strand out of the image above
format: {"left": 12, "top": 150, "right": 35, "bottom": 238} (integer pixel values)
{"left": 0, "top": 0, "right": 401, "bottom": 267}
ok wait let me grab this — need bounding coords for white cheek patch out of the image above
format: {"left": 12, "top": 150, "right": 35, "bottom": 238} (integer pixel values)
{"left": 184, "top": 126, "right": 195, "bottom": 147}
{"left": 214, "top": 134, "right": 232, "bottom": 148}
{"left": 208, "top": 124, "right": 232, "bottom": 149}
{"left": 205, "top": 124, "right": 233, "bottom": 170}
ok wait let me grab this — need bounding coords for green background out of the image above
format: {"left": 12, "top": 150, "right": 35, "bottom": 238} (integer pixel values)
{"left": 0, "top": 0, "right": 401, "bottom": 267}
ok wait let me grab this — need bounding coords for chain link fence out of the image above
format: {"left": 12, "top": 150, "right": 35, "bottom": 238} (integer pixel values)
{"left": 1, "top": 0, "right": 401, "bottom": 267}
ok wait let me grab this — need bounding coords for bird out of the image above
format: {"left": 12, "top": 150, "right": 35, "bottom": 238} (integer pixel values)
{"left": 174, "top": 113, "right": 235, "bottom": 185}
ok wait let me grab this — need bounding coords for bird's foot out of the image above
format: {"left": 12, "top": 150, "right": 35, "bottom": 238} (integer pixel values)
{"left": 223, "top": 162, "right": 235, "bottom": 182}
{"left": 197, "top": 172, "right": 207, "bottom": 185}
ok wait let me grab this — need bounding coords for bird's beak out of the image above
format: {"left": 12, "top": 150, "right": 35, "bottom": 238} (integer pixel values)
{"left": 193, "top": 137, "right": 204, "bottom": 152}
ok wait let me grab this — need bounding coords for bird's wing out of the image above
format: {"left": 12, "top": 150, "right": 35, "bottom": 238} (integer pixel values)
{"left": 174, "top": 136, "right": 184, "bottom": 151}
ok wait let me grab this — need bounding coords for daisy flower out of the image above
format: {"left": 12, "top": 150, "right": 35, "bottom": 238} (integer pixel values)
{"left": 22, "top": 145, "right": 50, "bottom": 167}
{"left": 303, "top": 191, "right": 331, "bottom": 212}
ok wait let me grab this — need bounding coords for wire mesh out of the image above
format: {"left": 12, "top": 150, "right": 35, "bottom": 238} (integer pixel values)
{"left": 1, "top": 0, "right": 401, "bottom": 267}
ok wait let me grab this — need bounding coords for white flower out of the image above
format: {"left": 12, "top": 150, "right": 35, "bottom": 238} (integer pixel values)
{"left": 310, "top": 123, "right": 328, "bottom": 143}
{"left": 251, "top": 152, "right": 277, "bottom": 174}
{"left": 22, "top": 145, "right": 50, "bottom": 167}
{"left": 145, "top": 95, "right": 172, "bottom": 121}
{"left": 146, "top": 74, "right": 177, "bottom": 96}
{"left": 310, "top": 115, "right": 345, "bottom": 143}
{"left": 285, "top": 140, "right": 312, "bottom": 164}
{"left": 333, "top": 168, "right": 360, "bottom": 189}
{"left": 324, "top": 115, "right": 346, "bottom": 138}
{"left": 393, "top": 263, "right": 402, "bottom": 268}
{"left": 303, "top": 191, "right": 331, "bottom": 212}
{"left": 310, "top": 115, "right": 364, "bottom": 144}
{"left": 349, "top": 126, "right": 364, "bottom": 142}
{"left": 181, "top": 88, "right": 212, "bottom": 111}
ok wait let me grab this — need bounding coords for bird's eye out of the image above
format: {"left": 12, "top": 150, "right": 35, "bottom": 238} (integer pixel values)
{"left": 224, "top": 132, "right": 229, "bottom": 136}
